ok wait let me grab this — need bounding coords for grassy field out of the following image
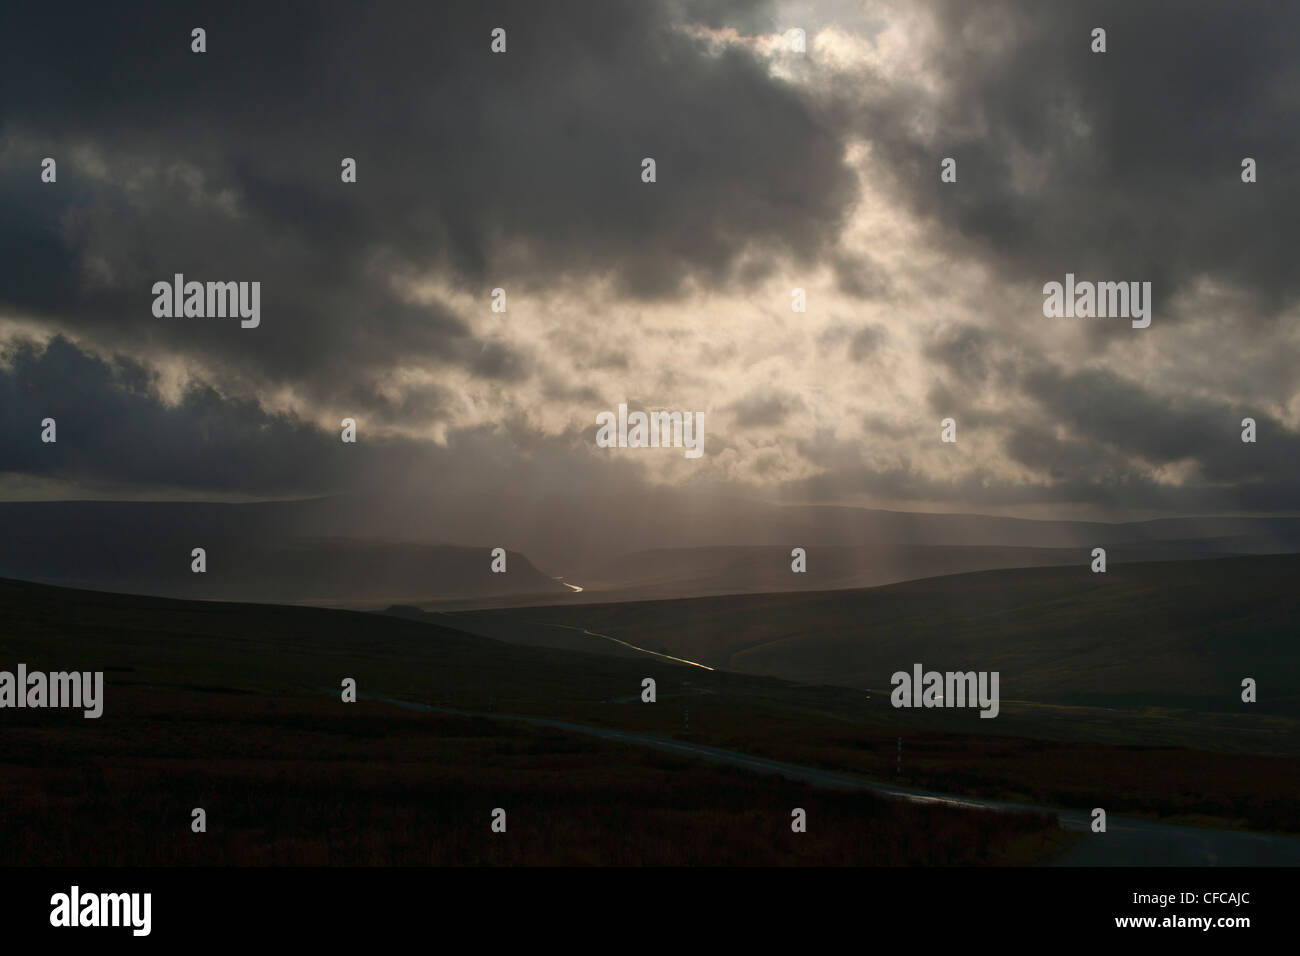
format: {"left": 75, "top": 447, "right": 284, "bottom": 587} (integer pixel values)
{"left": 0, "top": 683, "right": 1066, "bottom": 866}
{"left": 1, "top": 572, "right": 1296, "bottom": 855}
{"left": 450, "top": 554, "right": 1300, "bottom": 715}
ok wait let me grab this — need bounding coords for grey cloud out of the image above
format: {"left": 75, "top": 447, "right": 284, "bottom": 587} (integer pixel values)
{"left": 848, "top": 0, "right": 1300, "bottom": 322}
{"left": 820, "top": 321, "right": 887, "bottom": 362}
{"left": 0, "top": 0, "right": 859, "bottom": 454}
{"left": 925, "top": 324, "right": 991, "bottom": 382}
{"left": 1019, "top": 363, "right": 1300, "bottom": 487}
{"left": 728, "top": 389, "right": 805, "bottom": 428}
{"left": 3, "top": 1, "right": 1298, "bottom": 520}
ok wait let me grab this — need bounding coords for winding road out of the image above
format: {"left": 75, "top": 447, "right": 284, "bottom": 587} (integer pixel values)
{"left": 538, "top": 622, "right": 715, "bottom": 670}
{"left": 367, "top": 694, "right": 1300, "bottom": 866}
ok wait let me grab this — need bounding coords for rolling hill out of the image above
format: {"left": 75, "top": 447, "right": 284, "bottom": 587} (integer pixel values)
{"left": 2, "top": 573, "right": 1296, "bottom": 838}
{"left": 0, "top": 501, "right": 567, "bottom": 604}
{"left": 5, "top": 498, "right": 1300, "bottom": 607}
{"left": 446, "top": 553, "right": 1300, "bottom": 716}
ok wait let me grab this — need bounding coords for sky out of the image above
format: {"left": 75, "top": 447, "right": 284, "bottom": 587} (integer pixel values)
{"left": 2, "top": 0, "right": 1299, "bottom": 521}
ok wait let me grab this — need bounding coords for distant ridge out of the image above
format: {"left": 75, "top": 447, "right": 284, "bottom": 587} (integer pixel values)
{"left": 3, "top": 497, "right": 1299, "bottom": 605}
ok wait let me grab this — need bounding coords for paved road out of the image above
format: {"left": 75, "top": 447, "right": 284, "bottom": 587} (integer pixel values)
{"left": 367, "top": 695, "right": 1300, "bottom": 866}
{"left": 538, "top": 622, "right": 715, "bottom": 670}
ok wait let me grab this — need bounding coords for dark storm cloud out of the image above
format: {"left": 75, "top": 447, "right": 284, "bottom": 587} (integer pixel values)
{"left": 1017, "top": 362, "right": 1300, "bottom": 487}
{"left": 924, "top": 323, "right": 991, "bottom": 381}
{"left": 851, "top": 0, "right": 1300, "bottom": 321}
{"left": 2, "top": 0, "right": 1298, "bottom": 520}
{"left": 923, "top": 381, "right": 1002, "bottom": 428}
{"left": 728, "top": 388, "right": 804, "bottom": 428}
{"left": 0, "top": 131, "right": 514, "bottom": 406}
{"left": 0, "top": 336, "right": 353, "bottom": 494}
{"left": 1002, "top": 424, "right": 1106, "bottom": 481}
{"left": 851, "top": 351, "right": 1300, "bottom": 512}
{"left": 832, "top": 252, "right": 891, "bottom": 300}
{"left": 0, "top": 0, "right": 861, "bottom": 511}
{"left": 0, "top": 0, "right": 855, "bottom": 329}
{"left": 783, "top": 426, "right": 1300, "bottom": 515}
{"left": 342, "top": 381, "right": 457, "bottom": 428}
{"left": 0, "top": 335, "right": 606, "bottom": 498}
